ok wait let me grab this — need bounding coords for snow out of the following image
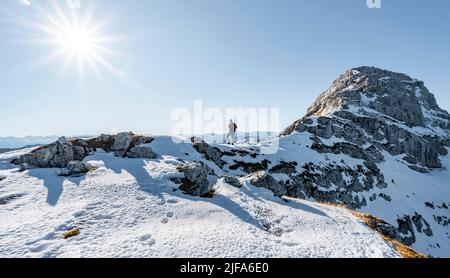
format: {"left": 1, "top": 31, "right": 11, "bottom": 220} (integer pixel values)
{"left": 0, "top": 140, "right": 400, "bottom": 258}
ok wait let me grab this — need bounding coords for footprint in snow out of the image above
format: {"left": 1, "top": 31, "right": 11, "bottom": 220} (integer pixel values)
{"left": 140, "top": 234, "right": 156, "bottom": 246}
{"left": 167, "top": 212, "right": 174, "bottom": 218}
{"left": 161, "top": 218, "right": 169, "bottom": 224}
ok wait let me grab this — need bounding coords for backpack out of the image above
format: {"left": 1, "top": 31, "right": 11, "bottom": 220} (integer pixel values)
{"left": 234, "top": 123, "right": 238, "bottom": 132}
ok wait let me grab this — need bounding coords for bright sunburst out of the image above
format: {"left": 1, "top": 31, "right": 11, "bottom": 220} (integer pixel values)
{"left": 13, "top": 1, "right": 126, "bottom": 84}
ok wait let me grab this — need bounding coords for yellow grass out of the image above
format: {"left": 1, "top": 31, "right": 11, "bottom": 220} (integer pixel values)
{"left": 352, "top": 212, "right": 428, "bottom": 259}
{"left": 63, "top": 227, "right": 81, "bottom": 239}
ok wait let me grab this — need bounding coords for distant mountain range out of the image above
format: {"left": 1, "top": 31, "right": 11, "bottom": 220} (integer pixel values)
{"left": 0, "top": 136, "right": 59, "bottom": 149}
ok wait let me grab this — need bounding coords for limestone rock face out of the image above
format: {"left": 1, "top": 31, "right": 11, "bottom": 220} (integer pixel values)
{"left": 13, "top": 137, "right": 89, "bottom": 168}
{"left": 12, "top": 133, "right": 157, "bottom": 169}
{"left": 283, "top": 66, "right": 450, "bottom": 170}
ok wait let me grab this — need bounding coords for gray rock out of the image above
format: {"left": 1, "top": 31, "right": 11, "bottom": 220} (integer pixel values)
{"left": 66, "top": 161, "right": 90, "bottom": 175}
{"left": 13, "top": 133, "right": 158, "bottom": 169}
{"left": 247, "top": 171, "right": 286, "bottom": 197}
{"left": 176, "top": 162, "right": 214, "bottom": 196}
{"left": 191, "top": 137, "right": 225, "bottom": 168}
{"left": 112, "top": 132, "right": 134, "bottom": 157}
{"left": 223, "top": 175, "right": 243, "bottom": 188}
{"left": 14, "top": 137, "right": 83, "bottom": 168}
{"left": 126, "top": 146, "right": 157, "bottom": 159}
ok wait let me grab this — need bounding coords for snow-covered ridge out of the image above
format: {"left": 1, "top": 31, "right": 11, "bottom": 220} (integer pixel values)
{"left": 0, "top": 138, "right": 401, "bottom": 258}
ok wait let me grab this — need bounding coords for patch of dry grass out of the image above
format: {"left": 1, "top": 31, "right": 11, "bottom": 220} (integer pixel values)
{"left": 352, "top": 212, "right": 428, "bottom": 259}
{"left": 63, "top": 227, "right": 81, "bottom": 239}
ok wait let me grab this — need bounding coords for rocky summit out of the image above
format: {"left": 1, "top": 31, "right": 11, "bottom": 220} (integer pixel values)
{"left": 284, "top": 66, "right": 450, "bottom": 171}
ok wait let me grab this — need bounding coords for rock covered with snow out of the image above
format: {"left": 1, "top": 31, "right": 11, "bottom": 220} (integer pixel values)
{"left": 284, "top": 66, "right": 450, "bottom": 170}
{"left": 67, "top": 160, "right": 89, "bottom": 174}
{"left": 246, "top": 171, "right": 287, "bottom": 197}
{"left": 191, "top": 137, "right": 225, "bottom": 168}
{"left": 174, "top": 161, "right": 215, "bottom": 196}
{"left": 12, "top": 133, "right": 157, "bottom": 169}
{"left": 222, "top": 175, "right": 243, "bottom": 188}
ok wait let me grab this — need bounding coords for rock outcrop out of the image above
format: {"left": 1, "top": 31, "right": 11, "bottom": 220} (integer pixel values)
{"left": 13, "top": 137, "right": 90, "bottom": 169}
{"left": 173, "top": 162, "right": 215, "bottom": 196}
{"left": 12, "top": 133, "right": 156, "bottom": 169}
{"left": 245, "top": 171, "right": 287, "bottom": 197}
{"left": 191, "top": 137, "right": 226, "bottom": 168}
{"left": 284, "top": 66, "right": 450, "bottom": 170}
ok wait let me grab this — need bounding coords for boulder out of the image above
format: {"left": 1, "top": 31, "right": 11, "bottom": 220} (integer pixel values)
{"left": 126, "top": 146, "right": 157, "bottom": 159}
{"left": 112, "top": 132, "right": 134, "bottom": 157}
{"left": 13, "top": 137, "right": 86, "bottom": 169}
{"left": 176, "top": 162, "right": 214, "bottom": 196}
{"left": 247, "top": 171, "right": 286, "bottom": 197}
{"left": 66, "top": 161, "right": 90, "bottom": 175}
{"left": 223, "top": 175, "right": 243, "bottom": 188}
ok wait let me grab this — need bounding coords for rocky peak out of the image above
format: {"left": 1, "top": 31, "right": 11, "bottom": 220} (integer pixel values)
{"left": 283, "top": 67, "right": 450, "bottom": 171}
{"left": 306, "top": 66, "right": 450, "bottom": 130}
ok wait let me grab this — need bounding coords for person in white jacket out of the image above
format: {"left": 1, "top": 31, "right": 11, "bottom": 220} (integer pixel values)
{"left": 227, "top": 119, "right": 237, "bottom": 145}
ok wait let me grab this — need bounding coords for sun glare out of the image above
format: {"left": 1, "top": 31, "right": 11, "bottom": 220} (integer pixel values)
{"left": 62, "top": 27, "right": 94, "bottom": 54}
{"left": 14, "top": 1, "right": 126, "bottom": 83}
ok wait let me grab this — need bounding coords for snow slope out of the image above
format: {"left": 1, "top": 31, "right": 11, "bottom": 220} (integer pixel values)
{"left": 0, "top": 139, "right": 400, "bottom": 258}
{"left": 218, "top": 131, "right": 450, "bottom": 257}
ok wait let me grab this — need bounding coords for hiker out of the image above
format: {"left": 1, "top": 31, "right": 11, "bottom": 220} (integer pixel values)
{"left": 227, "top": 119, "right": 237, "bottom": 145}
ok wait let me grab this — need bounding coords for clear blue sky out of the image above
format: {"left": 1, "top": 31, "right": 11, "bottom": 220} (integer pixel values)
{"left": 0, "top": 0, "right": 449, "bottom": 137}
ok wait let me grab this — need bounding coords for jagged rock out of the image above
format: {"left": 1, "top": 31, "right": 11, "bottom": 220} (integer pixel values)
{"left": 13, "top": 137, "right": 88, "bottom": 169}
{"left": 397, "top": 215, "right": 416, "bottom": 246}
{"left": 246, "top": 171, "right": 286, "bottom": 197}
{"left": 412, "top": 213, "right": 433, "bottom": 237}
{"left": 229, "top": 159, "right": 271, "bottom": 173}
{"left": 126, "top": 146, "right": 157, "bottom": 159}
{"left": 191, "top": 137, "right": 225, "bottom": 168}
{"left": 283, "top": 162, "right": 388, "bottom": 209}
{"left": 13, "top": 133, "right": 157, "bottom": 169}
{"left": 222, "top": 175, "right": 243, "bottom": 188}
{"left": 408, "top": 165, "right": 430, "bottom": 173}
{"left": 0, "top": 176, "right": 6, "bottom": 182}
{"left": 270, "top": 161, "right": 298, "bottom": 174}
{"left": 175, "top": 162, "right": 214, "bottom": 196}
{"left": 112, "top": 132, "right": 134, "bottom": 157}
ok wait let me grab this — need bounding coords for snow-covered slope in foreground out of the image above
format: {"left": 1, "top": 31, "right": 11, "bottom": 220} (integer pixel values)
{"left": 0, "top": 143, "right": 399, "bottom": 258}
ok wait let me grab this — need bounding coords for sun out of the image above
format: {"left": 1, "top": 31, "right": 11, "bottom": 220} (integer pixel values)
{"left": 62, "top": 27, "right": 94, "bottom": 55}
{"left": 13, "top": 1, "right": 126, "bottom": 83}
